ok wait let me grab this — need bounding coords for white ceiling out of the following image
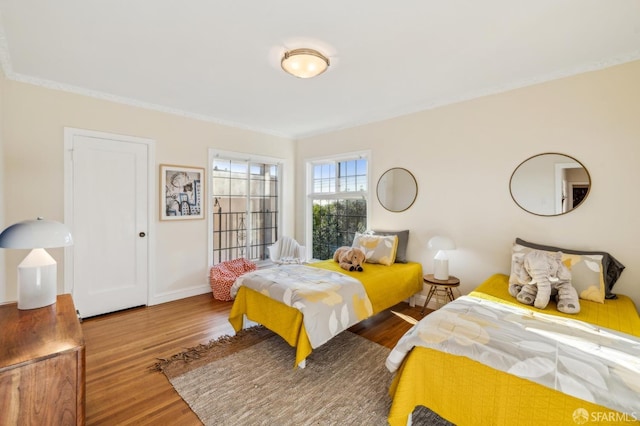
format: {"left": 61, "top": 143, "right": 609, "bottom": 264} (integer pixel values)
{"left": 1, "top": 1, "right": 639, "bottom": 139}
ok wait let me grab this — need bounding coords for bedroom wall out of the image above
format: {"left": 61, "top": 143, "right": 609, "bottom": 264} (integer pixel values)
{"left": 295, "top": 60, "right": 640, "bottom": 309}
{"left": 0, "top": 73, "right": 5, "bottom": 300}
{"left": 0, "top": 76, "right": 295, "bottom": 305}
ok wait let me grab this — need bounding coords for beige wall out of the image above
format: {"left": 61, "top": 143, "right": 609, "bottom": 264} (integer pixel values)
{"left": 0, "top": 76, "right": 294, "bottom": 305}
{"left": 0, "top": 73, "right": 5, "bottom": 299}
{"left": 296, "top": 60, "right": 640, "bottom": 308}
{"left": 3, "top": 60, "right": 639, "bottom": 310}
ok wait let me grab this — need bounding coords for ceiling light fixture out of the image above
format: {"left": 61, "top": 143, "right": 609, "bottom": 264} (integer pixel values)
{"left": 281, "top": 48, "right": 330, "bottom": 79}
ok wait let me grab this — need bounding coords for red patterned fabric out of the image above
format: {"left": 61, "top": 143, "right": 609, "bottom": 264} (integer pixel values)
{"left": 210, "top": 258, "right": 257, "bottom": 301}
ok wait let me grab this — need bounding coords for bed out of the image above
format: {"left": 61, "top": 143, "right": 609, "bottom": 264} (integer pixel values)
{"left": 228, "top": 259, "right": 423, "bottom": 367}
{"left": 386, "top": 273, "right": 640, "bottom": 426}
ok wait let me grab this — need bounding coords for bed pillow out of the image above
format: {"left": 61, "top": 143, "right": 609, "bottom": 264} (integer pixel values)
{"left": 352, "top": 232, "right": 398, "bottom": 266}
{"left": 511, "top": 243, "right": 606, "bottom": 303}
{"left": 371, "top": 229, "right": 409, "bottom": 263}
{"left": 516, "top": 238, "right": 625, "bottom": 299}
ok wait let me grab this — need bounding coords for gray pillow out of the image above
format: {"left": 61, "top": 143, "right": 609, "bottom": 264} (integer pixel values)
{"left": 515, "top": 238, "right": 625, "bottom": 299}
{"left": 372, "top": 230, "right": 409, "bottom": 263}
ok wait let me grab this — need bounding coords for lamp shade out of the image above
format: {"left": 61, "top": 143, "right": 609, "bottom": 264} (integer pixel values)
{"left": 0, "top": 217, "right": 73, "bottom": 249}
{"left": 281, "top": 48, "right": 330, "bottom": 79}
{"left": 428, "top": 236, "right": 456, "bottom": 251}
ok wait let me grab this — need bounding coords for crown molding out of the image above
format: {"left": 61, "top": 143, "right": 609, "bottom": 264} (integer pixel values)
{"left": 1, "top": 11, "right": 638, "bottom": 142}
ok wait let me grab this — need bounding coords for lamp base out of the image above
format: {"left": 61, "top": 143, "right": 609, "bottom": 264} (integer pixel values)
{"left": 17, "top": 248, "right": 57, "bottom": 310}
{"left": 433, "top": 258, "right": 450, "bottom": 281}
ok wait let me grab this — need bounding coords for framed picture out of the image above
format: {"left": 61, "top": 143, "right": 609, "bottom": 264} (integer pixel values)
{"left": 160, "top": 164, "right": 205, "bottom": 220}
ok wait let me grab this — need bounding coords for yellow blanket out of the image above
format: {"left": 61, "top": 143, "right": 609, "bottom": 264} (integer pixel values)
{"left": 388, "top": 273, "right": 640, "bottom": 426}
{"left": 229, "top": 260, "right": 423, "bottom": 367}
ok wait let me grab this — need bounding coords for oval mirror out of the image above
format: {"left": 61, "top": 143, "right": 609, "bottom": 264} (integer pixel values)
{"left": 377, "top": 168, "right": 418, "bottom": 212}
{"left": 510, "top": 153, "right": 591, "bottom": 216}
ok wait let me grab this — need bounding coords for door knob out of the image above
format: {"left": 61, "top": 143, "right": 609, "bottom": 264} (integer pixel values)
{"left": 139, "top": 232, "right": 146, "bottom": 237}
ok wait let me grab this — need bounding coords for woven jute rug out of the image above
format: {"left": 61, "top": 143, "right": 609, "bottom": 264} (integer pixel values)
{"left": 153, "top": 326, "right": 454, "bottom": 426}
{"left": 153, "top": 327, "right": 394, "bottom": 425}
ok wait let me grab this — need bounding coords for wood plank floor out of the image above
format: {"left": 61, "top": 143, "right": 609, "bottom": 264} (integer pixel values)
{"left": 81, "top": 293, "right": 428, "bottom": 425}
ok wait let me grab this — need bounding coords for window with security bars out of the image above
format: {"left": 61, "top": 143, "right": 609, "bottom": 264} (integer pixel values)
{"left": 210, "top": 154, "right": 279, "bottom": 265}
{"left": 308, "top": 155, "right": 369, "bottom": 260}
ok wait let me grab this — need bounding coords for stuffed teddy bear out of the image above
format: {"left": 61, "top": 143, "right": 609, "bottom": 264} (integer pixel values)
{"left": 333, "top": 246, "right": 366, "bottom": 272}
{"left": 509, "top": 250, "right": 580, "bottom": 314}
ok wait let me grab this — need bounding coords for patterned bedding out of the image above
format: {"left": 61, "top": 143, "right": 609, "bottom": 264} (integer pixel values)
{"left": 228, "top": 260, "right": 423, "bottom": 367}
{"left": 386, "top": 274, "right": 640, "bottom": 426}
{"left": 230, "top": 264, "right": 373, "bottom": 348}
{"left": 386, "top": 295, "right": 640, "bottom": 416}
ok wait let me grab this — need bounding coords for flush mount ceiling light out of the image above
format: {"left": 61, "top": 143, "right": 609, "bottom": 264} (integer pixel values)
{"left": 281, "top": 48, "right": 330, "bottom": 79}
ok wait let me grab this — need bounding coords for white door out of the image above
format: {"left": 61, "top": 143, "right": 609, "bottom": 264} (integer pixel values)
{"left": 64, "top": 129, "right": 153, "bottom": 318}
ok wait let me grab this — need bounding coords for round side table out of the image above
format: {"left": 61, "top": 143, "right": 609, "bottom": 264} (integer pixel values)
{"left": 421, "top": 274, "right": 460, "bottom": 315}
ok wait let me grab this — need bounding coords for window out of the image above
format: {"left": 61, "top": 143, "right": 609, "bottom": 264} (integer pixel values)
{"left": 307, "top": 153, "right": 369, "bottom": 260}
{"left": 209, "top": 150, "right": 280, "bottom": 265}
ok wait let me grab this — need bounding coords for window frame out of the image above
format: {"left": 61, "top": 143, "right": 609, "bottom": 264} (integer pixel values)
{"left": 207, "top": 148, "right": 284, "bottom": 268}
{"left": 305, "top": 150, "right": 372, "bottom": 260}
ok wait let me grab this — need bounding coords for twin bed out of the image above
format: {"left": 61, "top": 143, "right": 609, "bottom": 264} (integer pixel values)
{"left": 386, "top": 273, "right": 640, "bottom": 426}
{"left": 228, "top": 259, "right": 423, "bottom": 367}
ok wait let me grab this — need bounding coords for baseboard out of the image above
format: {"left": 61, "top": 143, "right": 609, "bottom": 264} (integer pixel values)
{"left": 149, "top": 284, "right": 211, "bottom": 306}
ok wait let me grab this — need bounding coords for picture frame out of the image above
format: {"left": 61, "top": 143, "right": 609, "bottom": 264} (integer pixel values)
{"left": 160, "top": 164, "right": 205, "bottom": 220}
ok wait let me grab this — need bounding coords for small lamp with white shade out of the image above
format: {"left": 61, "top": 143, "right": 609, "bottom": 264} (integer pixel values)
{"left": 428, "top": 235, "right": 456, "bottom": 280}
{"left": 0, "top": 217, "right": 73, "bottom": 310}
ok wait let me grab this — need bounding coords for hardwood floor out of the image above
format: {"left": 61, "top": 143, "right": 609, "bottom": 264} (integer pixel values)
{"left": 81, "top": 293, "right": 428, "bottom": 425}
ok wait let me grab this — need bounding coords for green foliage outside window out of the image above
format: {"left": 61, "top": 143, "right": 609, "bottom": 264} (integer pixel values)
{"left": 312, "top": 199, "right": 367, "bottom": 260}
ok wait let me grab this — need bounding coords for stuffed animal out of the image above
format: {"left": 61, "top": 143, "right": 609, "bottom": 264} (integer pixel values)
{"left": 333, "top": 246, "right": 365, "bottom": 272}
{"left": 509, "top": 250, "right": 580, "bottom": 314}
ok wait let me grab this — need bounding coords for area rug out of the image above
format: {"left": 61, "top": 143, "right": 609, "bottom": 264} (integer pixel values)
{"left": 154, "top": 327, "right": 454, "bottom": 426}
{"left": 154, "top": 327, "right": 393, "bottom": 425}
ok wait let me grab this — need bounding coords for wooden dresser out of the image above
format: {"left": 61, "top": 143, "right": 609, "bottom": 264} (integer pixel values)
{"left": 0, "top": 294, "right": 85, "bottom": 425}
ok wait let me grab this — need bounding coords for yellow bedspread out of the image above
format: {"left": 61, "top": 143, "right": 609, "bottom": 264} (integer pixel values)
{"left": 228, "top": 260, "right": 423, "bottom": 367}
{"left": 388, "top": 273, "right": 640, "bottom": 426}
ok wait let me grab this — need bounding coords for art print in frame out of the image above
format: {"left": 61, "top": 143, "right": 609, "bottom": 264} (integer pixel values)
{"left": 160, "top": 164, "right": 205, "bottom": 220}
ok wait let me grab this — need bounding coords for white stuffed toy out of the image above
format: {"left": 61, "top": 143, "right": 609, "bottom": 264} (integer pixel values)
{"left": 509, "top": 250, "right": 580, "bottom": 314}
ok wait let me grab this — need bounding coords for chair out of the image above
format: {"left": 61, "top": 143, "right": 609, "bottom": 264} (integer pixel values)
{"left": 268, "top": 236, "right": 306, "bottom": 265}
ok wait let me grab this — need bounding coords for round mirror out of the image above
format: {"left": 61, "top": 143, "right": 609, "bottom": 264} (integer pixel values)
{"left": 510, "top": 153, "right": 591, "bottom": 216}
{"left": 377, "top": 168, "right": 418, "bottom": 212}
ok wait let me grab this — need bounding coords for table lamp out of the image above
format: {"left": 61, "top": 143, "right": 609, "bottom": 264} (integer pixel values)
{"left": 0, "top": 217, "right": 73, "bottom": 310}
{"left": 428, "top": 235, "right": 456, "bottom": 280}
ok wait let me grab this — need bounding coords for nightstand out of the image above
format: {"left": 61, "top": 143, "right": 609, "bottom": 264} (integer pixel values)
{"left": 421, "top": 274, "right": 460, "bottom": 315}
